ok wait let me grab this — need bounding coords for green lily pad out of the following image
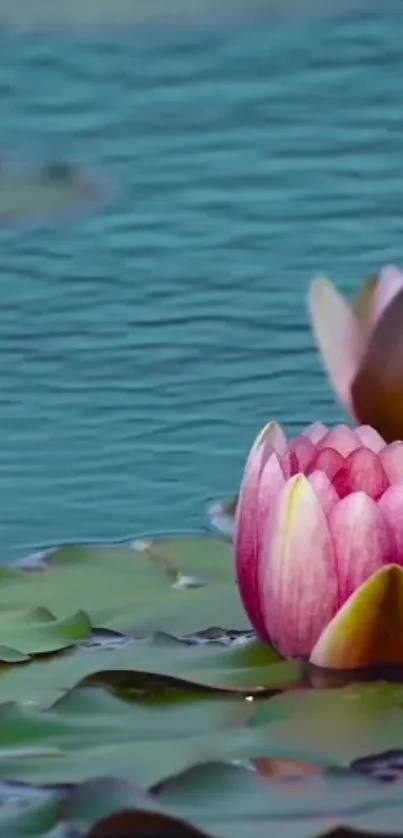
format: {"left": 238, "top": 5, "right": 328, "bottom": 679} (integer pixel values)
{"left": 0, "top": 763, "right": 401, "bottom": 838}
{"left": 0, "top": 776, "right": 201, "bottom": 838}
{"left": 7, "top": 679, "right": 403, "bottom": 798}
{"left": 155, "top": 760, "right": 403, "bottom": 838}
{"left": 250, "top": 683, "right": 403, "bottom": 767}
{"left": 0, "top": 685, "right": 251, "bottom": 787}
{"left": 4, "top": 538, "right": 249, "bottom": 645}
{"left": 0, "top": 759, "right": 403, "bottom": 838}
{"left": 0, "top": 633, "right": 300, "bottom": 706}
{"left": 0, "top": 159, "right": 113, "bottom": 225}
{"left": 0, "top": 531, "right": 402, "bottom": 836}
{"left": 0, "top": 608, "right": 91, "bottom": 659}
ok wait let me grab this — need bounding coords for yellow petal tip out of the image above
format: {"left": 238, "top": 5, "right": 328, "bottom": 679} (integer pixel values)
{"left": 310, "top": 564, "right": 403, "bottom": 670}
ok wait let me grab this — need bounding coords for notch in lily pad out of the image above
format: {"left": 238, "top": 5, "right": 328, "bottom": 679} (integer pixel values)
{"left": 131, "top": 536, "right": 232, "bottom": 588}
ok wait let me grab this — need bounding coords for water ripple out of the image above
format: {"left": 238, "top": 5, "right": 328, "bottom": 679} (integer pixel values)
{"left": 0, "top": 12, "right": 400, "bottom": 558}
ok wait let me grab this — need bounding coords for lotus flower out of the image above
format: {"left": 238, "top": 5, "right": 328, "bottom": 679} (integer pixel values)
{"left": 309, "top": 264, "right": 403, "bottom": 443}
{"left": 235, "top": 421, "right": 403, "bottom": 669}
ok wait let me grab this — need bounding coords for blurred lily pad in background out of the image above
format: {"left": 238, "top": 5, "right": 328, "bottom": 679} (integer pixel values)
{"left": 0, "top": 534, "right": 399, "bottom": 835}
{"left": 0, "top": 0, "right": 378, "bottom": 31}
{"left": 0, "top": 159, "right": 113, "bottom": 225}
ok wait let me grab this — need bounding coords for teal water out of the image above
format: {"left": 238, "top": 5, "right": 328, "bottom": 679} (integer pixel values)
{"left": 0, "top": 9, "right": 402, "bottom": 559}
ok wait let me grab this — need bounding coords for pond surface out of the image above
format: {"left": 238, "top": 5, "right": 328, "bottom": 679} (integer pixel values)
{"left": 0, "top": 7, "right": 401, "bottom": 559}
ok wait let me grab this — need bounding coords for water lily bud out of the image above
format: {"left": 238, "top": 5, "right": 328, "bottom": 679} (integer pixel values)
{"left": 309, "top": 265, "right": 403, "bottom": 442}
{"left": 235, "top": 421, "right": 403, "bottom": 668}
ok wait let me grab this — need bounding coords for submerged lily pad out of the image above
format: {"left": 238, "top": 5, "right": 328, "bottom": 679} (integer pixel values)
{"left": 0, "top": 159, "right": 113, "bottom": 225}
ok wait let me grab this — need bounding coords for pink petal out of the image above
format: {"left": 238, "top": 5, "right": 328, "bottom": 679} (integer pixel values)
{"left": 260, "top": 474, "right": 338, "bottom": 659}
{"left": 304, "top": 422, "right": 329, "bottom": 444}
{"left": 235, "top": 423, "right": 286, "bottom": 641}
{"left": 355, "top": 425, "right": 386, "bottom": 453}
{"left": 380, "top": 442, "right": 403, "bottom": 485}
{"left": 280, "top": 450, "right": 299, "bottom": 480}
{"left": 258, "top": 453, "right": 286, "bottom": 547}
{"left": 306, "top": 447, "right": 345, "bottom": 483}
{"left": 378, "top": 484, "right": 403, "bottom": 564}
{"left": 288, "top": 436, "right": 316, "bottom": 472}
{"left": 247, "top": 453, "right": 286, "bottom": 641}
{"left": 374, "top": 264, "right": 403, "bottom": 324}
{"left": 308, "top": 470, "right": 339, "bottom": 516}
{"left": 318, "top": 424, "right": 362, "bottom": 457}
{"left": 308, "top": 277, "right": 364, "bottom": 413}
{"left": 332, "top": 447, "right": 389, "bottom": 501}
{"left": 329, "top": 492, "right": 395, "bottom": 606}
{"left": 251, "top": 421, "right": 288, "bottom": 459}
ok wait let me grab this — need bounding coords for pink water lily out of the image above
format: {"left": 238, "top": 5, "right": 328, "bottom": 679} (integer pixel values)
{"left": 235, "top": 421, "right": 403, "bottom": 669}
{"left": 309, "top": 264, "right": 403, "bottom": 443}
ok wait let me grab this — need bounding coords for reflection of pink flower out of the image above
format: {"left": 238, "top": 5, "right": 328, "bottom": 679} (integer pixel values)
{"left": 235, "top": 421, "right": 403, "bottom": 669}
{"left": 309, "top": 264, "right": 403, "bottom": 443}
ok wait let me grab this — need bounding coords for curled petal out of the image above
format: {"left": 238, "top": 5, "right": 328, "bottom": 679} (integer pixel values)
{"left": 380, "top": 441, "right": 403, "bottom": 484}
{"left": 375, "top": 264, "right": 403, "bottom": 324}
{"left": 260, "top": 475, "right": 338, "bottom": 659}
{"left": 308, "top": 277, "right": 364, "bottom": 412}
{"left": 332, "top": 447, "right": 389, "bottom": 501}
{"left": 378, "top": 484, "right": 403, "bottom": 563}
{"left": 329, "top": 492, "right": 395, "bottom": 606}
{"left": 354, "top": 425, "right": 386, "bottom": 453}
{"left": 310, "top": 564, "right": 403, "bottom": 669}
{"left": 318, "top": 425, "right": 361, "bottom": 457}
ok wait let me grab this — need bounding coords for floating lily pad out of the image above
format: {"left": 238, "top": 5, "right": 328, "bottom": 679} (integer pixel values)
{"left": 1, "top": 532, "right": 403, "bottom": 836}
{"left": 0, "top": 776, "right": 202, "bottom": 838}
{"left": 0, "top": 607, "right": 91, "bottom": 659}
{"left": 5, "top": 678, "right": 403, "bottom": 795}
{"left": 155, "top": 759, "right": 403, "bottom": 838}
{"left": 250, "top": 683, "right": 403, "bottom": 767}
{"left": 2, "top": 760, "right": 402, "bottom": 838}
{"left": 0, "top": 632, "right": 299, "bottom": 707}
{"left": 0, "top": 159, "right": 113, "bottom": 226}
{"left": 0, "top": 686, "right": 255, "bottom": 787}
{"left": 4, "top": 538, "right": 249, "bottom": 643}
